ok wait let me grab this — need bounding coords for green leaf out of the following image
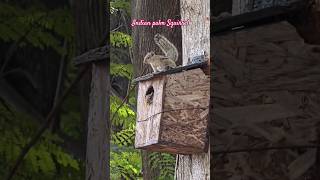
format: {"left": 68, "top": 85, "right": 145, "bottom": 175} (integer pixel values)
{"left": 110, "top": 32, "right": 132, "bottom": 48}
{"left": 111, "top": 63, "right": 133, "bottom": 79}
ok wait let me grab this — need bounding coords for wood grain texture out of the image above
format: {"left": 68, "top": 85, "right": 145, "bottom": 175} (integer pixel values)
{"left": 232, "top": 0, "right": 299, "bottom": 15}
{"left": 135, "top": 76, "right": 165, "bottom": 148}
{"left": 180, "top": 0, "right": 210, "bottom": 63}
{"left": 161, "top": 68, "right": 209, "bottom": 153}
{"left": 212, "top": 21, "right": 320, "bottom": 180}
{"left": 135, "top": 69, "right": 209, "bottom": 154}
{"left": 176, "top": 0, "right": 210, "bottom": 179}
{"left": 74, "top": 45, "right": 108, "bottom": 66}
{"left": 86, "top": 63, "right": 109, "bottom": 180}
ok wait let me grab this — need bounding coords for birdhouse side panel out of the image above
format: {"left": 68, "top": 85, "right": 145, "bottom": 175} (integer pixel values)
{"left": 160, "top": 68, "right": 210, "bottom": 152}
{"left": 135, "top": 76, "right": 165, "bottom": 148}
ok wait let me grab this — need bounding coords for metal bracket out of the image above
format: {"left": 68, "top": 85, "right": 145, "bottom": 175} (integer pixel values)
{"left": 188, "top": 49, "right": 207, "bottom": 65}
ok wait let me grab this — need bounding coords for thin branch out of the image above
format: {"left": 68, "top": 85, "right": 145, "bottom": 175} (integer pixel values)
{"left": 53, "top": 39, "right": 68, "bottom": 106}
{"left": 110, "top": 66, "right": 147, "bottom": 123}
{"left": 0, "top": 98, "right": 14, "bottom": 116}
{"left": 125, "top": 78, "right": 132, "bottom": 103}
{"left": 110, "top": 83, "right": 136, "bottom": 123}
{"left": 110, "top": 86, "right": 136, "bottom": 112}
{"left": 50, "top": 39, "right": 68, "bottom": 132}
{"left": 119, "top": 9, "right": 134, "bottom": 65}
{"left": 120, "top": 9, "right": 130, "bottom": 35}
{"left": 1, "top": 32, "right": 29, "bottom": 73}
{"left": 1, "top": 15, "right": 46, "bottom": 73}
{"left": 111, "top": 25, "right": 123, "bottom": 32}
{"left": 6, "top": 67, "right": 89, "bottom": 180}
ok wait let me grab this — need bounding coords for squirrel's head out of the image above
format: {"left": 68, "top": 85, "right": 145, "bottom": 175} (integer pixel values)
{"left": 143, "top": 51, "right": 155, "bottom": 64}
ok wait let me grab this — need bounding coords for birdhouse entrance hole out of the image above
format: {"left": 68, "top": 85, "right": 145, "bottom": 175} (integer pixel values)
{"left": 145, "top": 86, "right": 154, "bottom": 104}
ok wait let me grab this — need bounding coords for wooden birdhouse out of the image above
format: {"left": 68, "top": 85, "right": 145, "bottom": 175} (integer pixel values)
{"left": 134, "top": 63, "right": 210, "bottom": 154}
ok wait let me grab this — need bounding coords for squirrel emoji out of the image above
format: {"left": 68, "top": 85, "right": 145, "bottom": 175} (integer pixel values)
{"left": 143, "top": 34, "right": 178, "bottom": 73}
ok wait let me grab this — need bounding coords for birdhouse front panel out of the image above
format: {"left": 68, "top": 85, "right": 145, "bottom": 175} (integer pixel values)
{"left": 135, "top": 68, "right": 209, "bottom": 154}
{"left": 135, "top": 76, "right": 165, "bottom": 147}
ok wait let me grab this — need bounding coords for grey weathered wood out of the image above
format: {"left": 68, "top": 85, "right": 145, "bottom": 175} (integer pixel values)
{"left": 85, "top": 63, "right": 109, "bottom": 180}
{"left": 74, "top": 45, "right": 109, "bottom": 66}
{"left": 175, "top": 0, "right": 210, "bottom": 179}
{"left": 72, "top": 1, "right": 109, "bottom": 179}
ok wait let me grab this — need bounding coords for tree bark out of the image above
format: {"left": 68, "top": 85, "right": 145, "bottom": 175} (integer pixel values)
{"left": 131, "top": 0, "right": 182, "bottom": 75}
{"left": 175, "top": 0, "right": 210, "bottom": 179}
{"left": 131, "top": 0, "right": 182, "bottom": 179}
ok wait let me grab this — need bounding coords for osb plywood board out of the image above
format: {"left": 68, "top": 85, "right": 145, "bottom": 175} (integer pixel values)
{"left": 211, "top": 21, "right": 320, "bottom": 180}
{"left": 161, "top": 68, "right": 210, "bottom": 151}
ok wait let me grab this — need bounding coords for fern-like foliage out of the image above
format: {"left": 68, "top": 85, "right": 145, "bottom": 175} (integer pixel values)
{"left": 110, "top": 0, "right": 131, "bottom": 14}
{"left": 112, "top": 125, "right": 135, "bottom": 147}
{"left": 110, "top": 95, "right": 135, "bottom": 129}
{"left": 111, "top": 151, "right": 142, "bottom": 180}
{"left": 110, "top": 31, "right": 132, "bottom": 48}
{"left": 0, "top": 2, "right": 74, "bottom": 55}
{"left": 111, "top": 63, "right": 133, "bottom": 79}
{"left": 109, "top": 1, "right": 148, "bottom": 179}
{"left": 0, "top": 102, "right": 81, "bottom": 179}
{"left": 149, "top": 152, "right": 176, "bottom": 180}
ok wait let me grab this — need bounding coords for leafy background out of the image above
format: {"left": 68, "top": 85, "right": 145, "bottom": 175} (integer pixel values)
{"left": 0, "top": 0, "right": 175, "bottom": 179}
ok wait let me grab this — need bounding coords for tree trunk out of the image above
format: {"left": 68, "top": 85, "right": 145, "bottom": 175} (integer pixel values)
{"left": 131, "top": 0, "right": 182, "bottom": 74}
{"left": 131, "top": 0, "right": 181, "bottom": 179}
{"left": 72, "top": 0, "right": 109, "bottom": 180}
{"left": 175, "top": 0, "right": 210, "bottom": 179}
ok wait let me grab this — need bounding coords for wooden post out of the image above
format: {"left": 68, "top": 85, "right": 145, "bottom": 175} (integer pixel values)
{"left": 85, "top": 62, "right": 109, "bottom": 180}
{"left": 74, "top": 46, "right": 109, "bottom": 180}
{"left": 175, "top": 0, "right": 210, "bottom": 179}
